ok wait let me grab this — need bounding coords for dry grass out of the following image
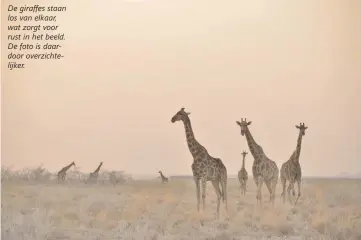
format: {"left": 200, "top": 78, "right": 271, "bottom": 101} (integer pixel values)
{"left": 2, "top": 178, "right": 361, "bottom": 239}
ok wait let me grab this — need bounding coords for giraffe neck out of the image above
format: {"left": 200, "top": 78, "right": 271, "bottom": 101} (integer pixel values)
{"left": 94, "top": 163, "right": 102, "bottom": 173}
{"left": 63, "top": 163, "right": 74, "bottom": 172}
{"left": 182, "top": 117, "right": 205, "bottom": 158}
{"left": 293, "top": 131, "right": 303, "bottom": 163}
{"left": 244, "top": 127, "right": 264, "bottom": 160}
{"left": 242, "top": 156, "right": 246, "bottom": 169}
{"left": 160, "top": 172, "right": 165, "bottom": 178}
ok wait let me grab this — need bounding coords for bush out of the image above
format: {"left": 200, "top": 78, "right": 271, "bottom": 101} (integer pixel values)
{"left": 1, "top": 165, "right": 131, "bottom": 185}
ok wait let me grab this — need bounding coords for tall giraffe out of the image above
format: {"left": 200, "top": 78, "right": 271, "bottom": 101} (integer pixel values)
{"left": 236, "top": 119, "right": 279, "bottom": 205}
{"left": 171, "top": 108, "right": 228, "bottom": 218}
{"left": 57, "top": 161, "right": 75, "bottom": 183}
{"left": 238, "top": 150, "right": 249, "bottom": 196}
{"left": 158, "top": 170, "right": 169, "bottom": 183}
{"left": 88, "top": 162, "right": 103, "bottom": 184}
{"left": 280, "top": 123, "right": 307, "bottom": 204}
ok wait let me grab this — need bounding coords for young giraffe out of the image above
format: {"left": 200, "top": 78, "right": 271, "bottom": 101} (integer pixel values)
{"left": 171, "top": 108, "right": 228, "bottom": 218}
{"left": 158, "top": 171, "right": 169, "bottom": 183}
{"left": 236, "top": 119, "right": 279, "bottom": 205}
{"left": 88, "top": 162, "right": 103, "bottom": 183}
{"left": 280, "top": 123, "right": 307, "bottom": 204}
{"left": 57, "top": 161, "right": 75, "bottom": 183}
{"left": 238, "top": 151, "right": 249, "bottom": 196}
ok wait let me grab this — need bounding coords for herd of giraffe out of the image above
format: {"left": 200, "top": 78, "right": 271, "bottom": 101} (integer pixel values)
{"left": 170, "top": 108, "right": 307, "bottom": 218}
{"left": 56, "top": 161, "right": 104, "bottom": 184}
{"left": 56, "top": 107, "right": 307, "bottom": 219}
{"left": 56, "top": 160, "right": 168, "bottom": 185}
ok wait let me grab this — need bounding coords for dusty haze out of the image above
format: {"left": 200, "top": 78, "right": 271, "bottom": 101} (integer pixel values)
{"left": 1, "top": 0, "right": 361, "bottom": 177}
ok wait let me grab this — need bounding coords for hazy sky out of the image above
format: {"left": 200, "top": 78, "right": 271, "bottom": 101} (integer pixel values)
{"left": 1, "top": 0, "right": 361, "bottom": 176}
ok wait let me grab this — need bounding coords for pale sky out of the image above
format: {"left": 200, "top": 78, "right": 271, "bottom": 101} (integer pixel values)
{"left": 1, "top": 0, "right": 361, "bottom": 176}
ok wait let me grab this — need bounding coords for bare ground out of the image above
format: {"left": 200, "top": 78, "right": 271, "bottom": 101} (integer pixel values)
{"left": 2, "top": 178, "right": 361, "bottom": 240}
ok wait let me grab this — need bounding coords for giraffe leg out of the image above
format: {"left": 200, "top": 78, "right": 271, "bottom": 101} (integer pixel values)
{"left": 211, "top": 180, "right": 221, "bottom": 219}
{"left": 265, "top": 181, "right": 272, "bottom": 203}
{"left": 65, "top": 176, "right": 69, "bottom": 184}
{"left": 58, "top": 173, "right": 64, "bottom": 184}
{"left": 201, "top": 179, "right": 207, "bottom": 212}
{"left": 239, "top": 181, "right": 243, "bottom": 197}
{"left": 256, "top": 176, "right": 264, "bottom": 205}
{"left": 194, "top": 179, "right": 201, "bottom": 212}
{"left": 287, "top": 180, "right": 295, "bottom": 204}
{"left": 243, "top": 180, "right": 247, "bottom": 196}
{"left": 221, "top": 179, "right": 228, "bottom": 212}
{"left": 219, "top": 182, "right": 224, "bottom": 203}
{"left": 270, "top": 178, "right": 278, "bottom": 206}
{"left": 239, "top": 181, "right": 243, "bottom": 195}
{"left": 281, "top": 177, "right": 286, "bottom": 203}
{"left": 295, "top": 179, "right": 301, "bottom": 205}
{"left": 243, "top": 182, "right": 246, "bottom": 195}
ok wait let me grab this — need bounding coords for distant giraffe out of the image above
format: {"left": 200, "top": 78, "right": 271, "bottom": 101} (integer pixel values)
{"left": 57, "top": 161, "right": 75, "bottom": 183}
{"left": 88, "top": 162, "right": 103, "bottom": 184}
{"left": 171, "top": 108, "right": 228, "bottom": 218}
{"left": 236, "top": 119, "right": 279, "bottom": 205}
{"left": 238, "top": 151, "right": 249, "bottom": 196}
{"left": 158, "top": 171, "right": 169, "bottom": 183}
{"left": 280, "top": 123, "right": 307, "bottom": 204}
{"left": 109, "top": 171, "right": 117, "bottom": 187}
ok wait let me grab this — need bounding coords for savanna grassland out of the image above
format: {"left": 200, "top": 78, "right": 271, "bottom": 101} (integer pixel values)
{"left": 2, "top": 177, "right": 361, "bottom": 240}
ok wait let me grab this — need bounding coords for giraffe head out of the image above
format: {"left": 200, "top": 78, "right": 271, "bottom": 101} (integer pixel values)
{"left": 236, "top": 118, "right": 252, "bottom": 136}
{"left": 71, "top": 161, "right": 76, "bottom": 166}
{"left": 158, "top": 170, "right": 162, "bottom": 174}
{"left": 241, "top": 151, "right": 248, "bottom": 157}
{"left": 171, "top": 108, "right": 191, "bottom": 123}
{"left": 296, "top": 122, "right": 308, "bottom": 136}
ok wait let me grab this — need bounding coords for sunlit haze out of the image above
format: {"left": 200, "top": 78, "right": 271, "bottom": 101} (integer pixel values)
{"left": 1, "top": 0, "right": 361, "bottom": 177}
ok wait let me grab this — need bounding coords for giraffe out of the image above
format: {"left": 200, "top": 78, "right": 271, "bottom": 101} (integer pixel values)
{"left": 236, "top": 119, "right": 279, "bottom": 205}
{"left": 109, "top": 171, "right": 117, "bottom": 187}
{"left": 171, "top": 108, "right": 228, "bottom": 218}
{"left": 88, "top": 162, "right": 103, "bottom": 184}
{"left": 57, "top": 161, "right": 75, "bottom": 183}
{"left": 158, "top": 170, "right": 169, "bottom": 183}
{"left": 280, "top": 123, "right": 307, "bottom": 205}
{"left": 238, "top": 150, "right": 249, "bottom": 196}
